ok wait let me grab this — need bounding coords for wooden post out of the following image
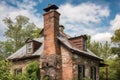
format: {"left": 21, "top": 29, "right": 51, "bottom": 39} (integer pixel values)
{"left": 106, "top": 65, "right": 108, "bottom": 80}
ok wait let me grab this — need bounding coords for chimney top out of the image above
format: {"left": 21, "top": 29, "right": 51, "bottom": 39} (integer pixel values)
{"left": 43, "top": 4, "right": 58, "bottom": 12}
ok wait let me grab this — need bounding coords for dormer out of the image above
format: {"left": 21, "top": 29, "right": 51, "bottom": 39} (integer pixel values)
{"left": 69, "top": 35, "right": 87, "bottom": 51}
{"left": 25, "top": 38, "right": 42, "bottom": 54}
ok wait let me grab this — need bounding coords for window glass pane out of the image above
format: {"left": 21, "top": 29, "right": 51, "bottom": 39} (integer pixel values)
{"left": 91, "top": 67, "right": 96, "bottom": 80}
{"left": 78, "top": 65, "right": 85, "bottom": 80}
{"left": 14, "top": 68, "right": 22, "bottom": 75}
{"left": 27, "top": 42, "right": 32, "bottom": 48}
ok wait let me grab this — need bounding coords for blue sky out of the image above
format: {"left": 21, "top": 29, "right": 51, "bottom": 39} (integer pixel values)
{"left": 0, "top": 0, "right": 120, "bottom": 42}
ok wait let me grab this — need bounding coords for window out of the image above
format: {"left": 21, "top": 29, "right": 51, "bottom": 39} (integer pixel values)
{"left": 14, "top": 68, "right": 22, "bottom": 75}
{"left": 26, "top": 42, "right": 33, "bottom": 54}
{"left": 78, "top": 64, "right": 85, "bottom": 80}
{"left": 91, "top": 67, "right": 96, "bottom": 80}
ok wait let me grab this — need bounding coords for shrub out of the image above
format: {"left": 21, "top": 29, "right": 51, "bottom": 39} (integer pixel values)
{"left": 25, "top": 61, "right": 40, "bottom": 80}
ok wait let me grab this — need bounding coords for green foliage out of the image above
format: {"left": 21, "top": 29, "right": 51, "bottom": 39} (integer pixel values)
{"left": 0, "top": 15, "right": 41, "bottom": 60}
{"left": 87, "top": 34, "right": 120, "bottom": 80}
{"left": 72, "top": 77, "right": 92, "bottom": 80}
{"left": 32, "top": 28, "right": 41, "bottom": 38}
{"left": 11, "top": 73, "right": 27, "bottom": 80}
{"left": 2, "top": 15, "right": 41, "bottom": 50}
{"left": 109, "top": 28, "right": 120, "bottom": 80}
{"left": 100, "top": 59, "right": 120, "bottom": 80}
{"left": 83, "top": 77, "right": 92, "bottom": 80}
{"left": 111, "top": 28, "right": 120, "bottom": 42}
{"left": 111, "top": 47, "right": 120, "bottom": 57}
{"left": 111, "top": 28, "right": 120, "bottom": 57}
{"left": 3, "top": 15, "right": 37, "bottom": 51}
{"left": 87, "top": 35, "right": 111, "bottom": 60}
{"left": 99, "top": 67, "right": 106, "bottom": 80}
{"left": 98, "top": 28, "right": 120, "bottom": 80}
{"left": 110, "top": 59, "right": 120, "bottom": 80}
{"left": 43, "top": 76, "right": 50, "bottom": 80}
{"left": 72, "top": 77, "right": 76, "bottom": 80}
{"left": 0, "top": 60, "right": 12, "bottom": 80}
{"left": 0, "top": 60, "right": 40, "bottom": 80}
{"left": 0, "top": 60, "right": 25, "bottom": 80}
{"left": 25, "top": 61, "right": 40, "bottom": 80}
{"left": 0, "top": 41, "right": 15, "bottom": 60}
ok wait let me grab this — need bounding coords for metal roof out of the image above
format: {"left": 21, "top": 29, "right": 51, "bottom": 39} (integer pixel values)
{"left": 8, "top": 37, "right": 44, "bottom": 60}
{"left": 57, "top": 36, "right": 102, "bottom": 60}
{"left": 8, "top": 45, "right": 26, "bottom": 60}
{"left": 33, "top": 37, "right": 44, "bottom": 42}
{"left": 8, "top": 34, "right": 102, "bottom": 61}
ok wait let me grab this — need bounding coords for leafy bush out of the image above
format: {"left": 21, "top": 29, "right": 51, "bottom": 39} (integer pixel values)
{"left": 25, "top": 61, "right": 40, "bottom": 80}
{"left": 83, "top": 77, "right": 92, "bottom": 80}
{"left": 0, "top": 60, "right": 12, "bottom": 80}
{"left": 43, "top": 75, "right": 50, "bottom": 80}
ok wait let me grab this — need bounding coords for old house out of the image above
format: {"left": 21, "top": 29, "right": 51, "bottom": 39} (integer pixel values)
{"left": 8, "top": 4, "right": 105, "bottom": 80}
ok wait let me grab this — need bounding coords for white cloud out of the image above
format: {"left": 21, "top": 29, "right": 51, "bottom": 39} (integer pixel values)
{"left": 0, "top": 1, "right": 111, "bottom": 42}
{"left": 92, "top": 13, "right": 120, "bottom": 42}
{"left": 59, "top": 3, "right": 110, "bottom": 26}
{"left": 59, "top": 3, "right": 110, "bottom": 42}
{"left": 92, "top": 32, "right": 112, "bottom": 42}
{"left": 64, "top": 23, "right": 97, "bottom": 37}
{"left": 16, "top": 0, "right": 37, "bottom": 12}
{"left": 110, "top": 14, "right": 120, "bottom": 31}
{"left": 0, "top": 0, "right": 43, "bottom": 41}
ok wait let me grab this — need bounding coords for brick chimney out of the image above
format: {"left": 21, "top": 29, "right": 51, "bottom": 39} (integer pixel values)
{"left": 43, "top": 4, "right": 60, "bottom": 55}
{"left": 41, "top": 4, "right": 62, "bottom": 80}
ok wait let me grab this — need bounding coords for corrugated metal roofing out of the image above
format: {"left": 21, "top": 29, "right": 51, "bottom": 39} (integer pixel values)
{"left": 33, "top": 37, "right": 44, "bottom": 43}
{"left": 57, "top": 36, "right": 102, "bottom": 60}
{"left": 8, "top": 37, "right": 44, "bottom": 60}
{"left": 8, "top": 45, "right": 26, "bottom": 59}
{"left": 8, "top": 34, "right": 102, "bottom": 61}
{"left": 59, "top": 31, "right": 71, "bottom": 38}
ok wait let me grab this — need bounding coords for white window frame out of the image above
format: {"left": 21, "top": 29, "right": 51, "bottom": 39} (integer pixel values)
{"left": 26, "top": 42, "right": 33, "bottom": 54}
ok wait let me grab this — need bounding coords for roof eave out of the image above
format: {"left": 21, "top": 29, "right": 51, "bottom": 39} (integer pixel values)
{"left": 8, "top": 55, "right": 40, "bottom": 61}
{"left": 58, "top": 38, "right": 103, "bottom": 61}
{"left": 71, "top": 49, "right": 103, "bottom": 61}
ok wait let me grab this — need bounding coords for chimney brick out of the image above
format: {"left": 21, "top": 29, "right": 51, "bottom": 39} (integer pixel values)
{"left": 43, "top": 9, "right": 60, "bottom": 55}
{"left": 41, "top": 4, "right": 62, "bottom": 80}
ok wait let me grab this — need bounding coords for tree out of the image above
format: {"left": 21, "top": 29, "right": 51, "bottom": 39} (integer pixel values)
{"left": 110, "top": 28, "right": 120, "bottom": 80}
{"left": 1, "top": 15, "right": 41, "bottom": 60}
{"left": 111, "top": 28, "right": 120, "bottom": 57}
{"left": 87, "top": 35, "right": 111, "bottom": 60}
{"left": 0, "top": 42, "right": 5, "bottom": 60}
{"left": 33, "top": 28, "right": 41, "bottom": 38}
{"left": 3, "top": 15, "right": 41, "bottom": 51}
{"left": 100, "top": 41, "right": 111, "bottom": 60}
{"left": 0, "top": 41, "right": 15, "bottom": 60}
{"left": 100, "top": 28, "right": 120, "bottom": 80}
{"left": 87, "top": 35, "right": 116, "bottom": 80}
